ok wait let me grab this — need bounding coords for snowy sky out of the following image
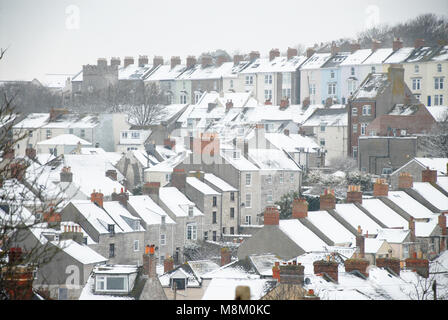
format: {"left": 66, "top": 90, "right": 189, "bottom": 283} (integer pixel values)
{"left": 0, "top": 0, "right": 447, "bottom": 81}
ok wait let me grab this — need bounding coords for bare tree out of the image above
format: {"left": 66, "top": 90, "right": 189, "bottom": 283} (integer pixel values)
{"left": 126, "top": 83, "right": 167, "bottom": 126}
{"left": 420, "top": 111, "right": 448, "bottom": 158}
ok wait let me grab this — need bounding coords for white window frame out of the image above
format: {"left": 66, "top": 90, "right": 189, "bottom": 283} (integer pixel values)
{"left": 361, "top": 123, "right": 368, "bottom": 136}
{"left": 412, "top": 78, "right": 421, "bottom": 91}
{"left": 352, "top": 107, "right": 358, "bottom": 116}
{"left": 435, "top": 77, "right": 444, "bottom": 90}
{"left": 267, "top": 190, "right": 273, "bottom": 203}
{"left": 362, "top": 105, "right": 371, "bottom": 116}
{"left": 133, "top": 240, "right": 139, "bottom": 252}
{"left": 186, "top": 224, "right": 197, "bottom": 240}
{"left": 353, "top": 124, "right": 358, "bottom": 134}
{"left": 160, "top": 233, "right": 166, "bottom": 246}
{"left": 245, "top": 193, "right": 252, "bottom": 208}
{"left": 264, "top": 89, "right": 272, "bottom": 101}
{"left": 245, "top": 173, "right": 251, "bottom": 186}
{"left": 245, "top": 75, "right": 254, "bottom": 85}
{"left": 245, "top": 215, "right": 252, "bottom": 225}
{"left": 414, "top": 65, "right": 420, "bottom": 73}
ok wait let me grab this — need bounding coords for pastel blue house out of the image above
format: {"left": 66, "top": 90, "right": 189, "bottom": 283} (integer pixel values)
{"left": 319, "top": 52, "right": 350, "bottom": 104}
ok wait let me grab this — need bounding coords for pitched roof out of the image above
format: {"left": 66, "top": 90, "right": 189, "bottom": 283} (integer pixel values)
{"left": 37, "top": 134, "right": 92, "bottom": 146}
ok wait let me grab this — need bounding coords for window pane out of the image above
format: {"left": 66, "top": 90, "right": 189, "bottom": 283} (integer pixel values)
{"left": 107, "top": 277, "right": 125, "bottom": 290}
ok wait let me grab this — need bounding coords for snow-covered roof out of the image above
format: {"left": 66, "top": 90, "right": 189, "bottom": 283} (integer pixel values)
{"left": 186, "top": 177, "right": 220, "bottom": 195}
{"left": 364, "top": 237, "right": 386, "bottom": 254}
{"left": 248, "top": 254, "right": 281, "bottom": 277}
{"left": 79, "top": 274, "right": 134, "bottom": 300}
{"left": 321, "top": 52, "right": 351, "bottom": 68}
{"left": 405, "top": 46, "right": 440, "bottom": 63}
{"left": 265, "top": 133, "right": 321, "bottom": 153}
{"left": 102, "top": 201, "right": 144, "bottom": 232}
{"left": 187, "top": 260, "right": 221, "bottom": 279}
{"left": 306, "top": 211, "right": 355, "bottom": 246}
{"left": 412, "top": 182, "right": 448, "bottom": 211}
{"left": 127, "top": 195, "right": 175, "bottom": 225}
{"left": 118, "top": 63, "right": 153, "bottom": 80}
{"left": 415, "top": 219, "right": 438, "bottom": 237}
{"left": 130, "top": 149, "right": 159, "bottom": 168}
{"left": 426, "top": 106, "right": 448, "bottom": 122}
{"left": 383, "top": 47, "right": 415, "bottom": 63}
{"left": 42, "top": 74, "right": 72, "bottom": 89}
{"left": 71, "top": 200, "right": 122, "bottom": 234}
{"left": 37, "top": 134, "right": 92, "bottom": 146}
{"left": 388, "top": 104, "right": 419, "bottom": 116}
{"left": 144, "top": 64, "right": 186, "bottom": 81}
{"left": 300, "top": 53, "right": 332, "bottom": 70}
{"left": 414, "top": 157, "right": 448, "bottom": 175}
{"left": 361, "top": 198, "right": 408, "bottom": 229}
{"left": 55, "top": 239, "right": 107, "bottom": 264}
{"left": 248, "top": 148, "right": 300, "bottom": 171}
{"left": 431, "top": 45, "right": 448, "bottom": 61}
{"left": 340, "top": 49, "right": 373, "bottom": 66}
{"left": 203, "top": 173, "right": 237, "bottom": 192}
{"left": 220, "top": 149, "right": 259, "bottom": 171}
{"left": 437, "top": 176, "right": 448, "bottom": 194}
{"left": 376, "top": 228, "right": 410, "bottom": 244}
{"left": 361, "top": 48, "right": 393, "bottom": 65}
{"left": 387, "top": 191, "right": 434, "bottom": 219}
{"left": 240, "top": 56, "right": 307, "bottom": 74}
{"left": 279, "top": 219, "right": 328, "bottom": 252}
{"left": 13, "top": 113, "right": 50, "bottom": 129}
{"left": 158, "top": 187, "right": 204, "bottom": 218}
{"left": 42, "top": 114, "right": 99, "bottom": 129}
{"left": 351, "top": 73, "right": 389, "bottom": 99}
{"left": 145, "top": 151, "right": 190, "bottom": 173}
{"left": 301, "top": 108, "right": 348, "bottom": 127}
{"left": 0, "top": 179, "right": 43, "bottom": 207}
{"left": 334, "top": 203, "right": 382, "bottom": 235}
{"left": 202, "top": 278, "right": 274, "bottom": 300}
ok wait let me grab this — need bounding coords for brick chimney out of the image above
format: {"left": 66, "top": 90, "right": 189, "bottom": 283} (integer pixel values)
{"left": 138, "top": 55, "right": 149, "bottom": 67}
{"left": 393, "top": 38, "right": 403, "bottom": 52}
{"left": 356, "top": 226, "right": 365, "bottom": 258}
{"left": 191, "top": 133, "right": 220, "bottom": 156}
{"left": 249, "top": 51, "right": 260, "bottom": 61}
{"left": 60, "top": 166, "right": 73, "bottom": 183}
{"left": 284, "top": 129, "right": 290, "bottom": 136}
{"left": 90, "top": 189, "right": 104, "bottom": 208}
{"left": 49, "top": 108, "right": 69, "bottom": 121}
{"left": 414, "top": 39, "right": 425, "bottom": 49}
{"left": 405, "top": 257, "right": 429, "bottom": 278}
{"left": 153, "top": 56, "right": 164, "bottom": 67}
{"left": 201, "top": 55, "right": 213, "bottom": 68}
{"left": 124, "top": 56, "right": 134, "bottom": 68}
{"left": 216, "top": 55, "right": 228, "bottom": 67}
{"left": 278, "top": 261, "right": 305, "bottom": 285}
{"left": 320, "top": 189, "right": 336, "bottom": 210}
{"left": 313, "top": 258, "right": 339, "bottom": 282}
{"left": 346, "top": 185, "right": 362, "bottom": 204}
{"left": 409, "top": 217, "right": 416, "bottom": 256}
{"left": 221, "top": 247, "right": 232, "bottom": 266}
{"left": 164, "top": 137, "right": 176, "bottom": 150}
{"left": 25, "top": 147, "right": 36, "bottom": 159}
{"left": 376, "top": 257, "right": 401, "bottom": 276}
{"left": 111, "top": 57, "right": 121, "bottom": 68}
{"left": 330, "top": 43, "right": 340, "bottom": 56}
{"left": 233, "top": 54, "right": 244, "bottom": 66}
{"left": 292, "top": 198, "right": 308, "bottom": 219}
{"left": 171, "top": 168, "right": 187, "bottom": 191}
{"left": 60, "top": 223, "right": 84, "bottom": 244}
{"left": 287, "top": 47, "right": 298, "bottom": 60}
{"left": 302, "top": 97, "right": 311, "bottom": 109}
{"left": 170, "top": 56, "right": 181, "bottom": 69}
{"left": 105, "top": 169, "right": 117, "bottom": 181}
{"left": 280, "top": 98, "right": 290, "bottom": 109}
{"left": 269, "top": 48, "right": 280, "bottom": 61}
{"left": 421, "top": 167, "right": 437, "bottom": 184}
{"left": 344, "top": 258, "right": 370, "bottom": 277}
{"left": 111, "top": 188, "right": 129, "bottom": 207}
{"left": 372, "top": 40, "right": 382, "bottom": 52}
{"left": 373, "top": 178, "right": 389, "bottom": 197}
{"left": 142, "top": 182, "right": 160, "bottom": 199}
{"left": 398, "top": 172, "right": 413, "bottom": 189}
{"left": 272, "top": 261, "right": 280, "bottom": 280}
{"left": 439, "top": 213, "right": 447, "bottom": 252}
{"left": 264, "top": 206, "right": 280, "bottom": 226}
{"left": 186, "top": 56, "right": 197, "bottom": 68}
{"left": 350, "top": 42, "right": 361, "bottom": 53}
{"left": 306, "top": 48, "right": 316, "bottom": 58}
{"left": 143, "top": 245, "right": 157, "bottom": 278}
{"left": 164, "top": 256, "right": 174, "bottom": 273}
{"left": 226, "top": 99, "right": 234, "bottom": 112}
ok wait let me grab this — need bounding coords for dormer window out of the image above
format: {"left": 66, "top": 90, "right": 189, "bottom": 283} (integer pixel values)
{"left": 161, "top": 216, "right": 166, "bottom": 224}
{"left": 108, "top": 224, "right": 115, "bottom": 234}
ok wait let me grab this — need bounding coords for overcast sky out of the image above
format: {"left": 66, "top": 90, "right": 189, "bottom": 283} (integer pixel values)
{"left": 0, "top": 0, "right": 447, "bottom": 81}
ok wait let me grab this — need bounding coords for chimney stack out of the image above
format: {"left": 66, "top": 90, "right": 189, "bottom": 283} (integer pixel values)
{"left": 350, "top": 42, "right": 361, "bottom": 53}
{"left": 201, "top": 55, "right": 213, "bottom": 68}
{"left": 226, "top": 99, "right": 234, "bottom": 112}
{"left": 372, "top": 40, "right": 382, "bottom": 52}
{"left": 287, "top": 47, "right": 298, "bottom": 60}
{"left": 373, "top": 178, "right": 389, "bottom": 197}
{"left": 143, "top": 245, "right": 157, "bottom": 278}
{"left": 306, "top": 48, "right": 316, "bottom": 58}
{"left": 398, "top": 172, "right": 413, "bottom": 189}
{"left": 112, "top": 188, "right": 129, "bottom": 207}
{"left": 249, "top": 51, "right": 260, "bottom": 61}
{"left": 111, "top": 57, "right": 121, "bottom": 68}
{"left": 164, "top": 256, "right": 174, "bottom": 273}
{"left": 320, "top": 189, "right": 336, "bottom": 210}
{"left": 292, "top": 198, "right": 308, "bottom": 219}
{"left": 414, "top": 39, "right": 425, "bottom": 49}
{"left": 313, "top": 258, "right": 339, "bottom": 282}
{"left": 170, "top": 56, "right": 181, "bottom": 69}
{"left": 153, "top": 56, "right": 164, "bottom": 67}
{"left": 60, "top": 166, "right": 73, "bottom": 183}
{"left": 405, "top": 256, "right": 429, "bottom": 278}
{"left": 90, "top": 189, "right": 104, "bottom": 208}
{"left": 393, "top": 38, "right": 404, "bottom": 52}
{"left": 138, "top": 55, "right": 149, "bottom": 67}
{"left": 216, "top": 55, "right": 228, "bottom": 67}
{"left": 280, "top": 98, "right": 290, "bottom": 109}
{"left": 171, "top": 168, "right": 187, "bottom": 191}
{"left": 186, "top": 56, "right": 197, "bottom": 68}
{"left": 233, "top": 54, "right": 244, "bottom": 66}
{"left": 278, "top": 261, "right": 305, "bottom": 285}
{"left": 221, "top": 247, "right": 232, "bottom": 266}
{"left": 269, "top": 48, "right": 280, "bottom": 61}
{"left": 376, "top": 257, "right": 401, "bottom": 276}
{"left": 97, "top": 58, "right": 107, "bottom": 68}
{"left": 344, "top": 257, "right": 370, "bottom": 278}
{"left": 264, "top": 206, "right": 280, "bottom": 226}
{"left": 346, "top": 185, "right": 362, "bottom": 204}
{"left": 124, "top": 56, "right": 134, "bottom": 68}
{"left": 356, "top": 226, "right": 365, "bottom": 258}
{"left": 421, "top": 167, "right": 437, "bottom": 184}
{"left": 330, "top": 43, "right": 340, "bottom": 56}
{"left": 142, "top": 182, "right": 161, "bottom": 199}
{"left": 272, "top": 261, "right": 280, "bottom": 280}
